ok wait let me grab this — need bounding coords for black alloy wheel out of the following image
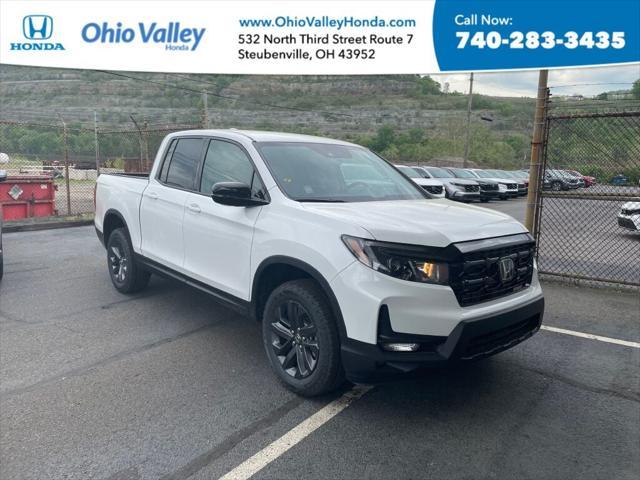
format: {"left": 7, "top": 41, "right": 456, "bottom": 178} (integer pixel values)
{"left": 109, "top": 242, "right": 128, "bottom": 286}
{"left": 106, "top": 228, "right": 150, "bottom": 294}
{"left": 262, "top": 279, "right": 344, "bottom": 396}
{"left": 269, "top": 300, "right": 319, "bottom": 379}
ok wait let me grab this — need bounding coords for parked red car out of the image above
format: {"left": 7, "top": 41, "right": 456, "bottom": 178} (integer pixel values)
{"left": 566, "top": 170, "right": 596, "bottom": 187}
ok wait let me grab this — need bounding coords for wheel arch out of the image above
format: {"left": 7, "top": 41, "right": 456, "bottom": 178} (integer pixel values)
{"left": 103, "top": 209, "right": 129, "bottom": 245}
{"left": 251, "top": 256, "right": 347, "bottom": 340}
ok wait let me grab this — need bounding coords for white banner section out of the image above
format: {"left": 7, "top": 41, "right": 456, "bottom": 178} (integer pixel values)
{"left": 0, "top": 1, "right": 436, "bottom": 74}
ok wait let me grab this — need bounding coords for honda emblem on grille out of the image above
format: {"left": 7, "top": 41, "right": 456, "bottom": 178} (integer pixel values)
{"left": 498, "top": 257, "right": 515, "bottom": 282}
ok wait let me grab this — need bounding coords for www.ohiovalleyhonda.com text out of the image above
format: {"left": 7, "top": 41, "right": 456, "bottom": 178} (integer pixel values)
{"left": 238, "top": 15, "right": 417, "bottom": 30}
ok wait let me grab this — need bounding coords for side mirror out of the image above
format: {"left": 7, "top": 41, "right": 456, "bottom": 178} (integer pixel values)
{"left": 211, "top": 182, "right": 268, "bottom": 207}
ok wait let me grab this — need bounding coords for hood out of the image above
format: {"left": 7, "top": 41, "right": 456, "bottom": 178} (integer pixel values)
{"left": 412, "top": 178, "right": 444, "bottom": 187}
{"left": 302, "top": 199, "right": 527, "bottom": 246}
{"left": 621, "top": 201, "right": 640, "bottom": 211}
{"left": 486, "top": 177, "right": 517, "bottom": 184}
{"left": 473, "top": 178, "right": 499, "bottom": 185}
{"left": 441, "top": 178, "right": 477, "bottom": 185}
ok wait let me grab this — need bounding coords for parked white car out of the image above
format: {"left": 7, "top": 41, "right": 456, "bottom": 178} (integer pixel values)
{"left": 617, "top": 201, "right": 640, "bottom": 231}
{"left": 468, "top": 169, "right": 518, "bottom": 199}
{"left": 394, "top": 165, "right": 446, "bottom": 198}
{"left": 95, "top": 130, "right": 544, "bottom": 396}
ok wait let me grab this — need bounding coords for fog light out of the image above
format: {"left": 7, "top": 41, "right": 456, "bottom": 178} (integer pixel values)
{"left": 382, "top": 343, "right": 420, "bottom": 352}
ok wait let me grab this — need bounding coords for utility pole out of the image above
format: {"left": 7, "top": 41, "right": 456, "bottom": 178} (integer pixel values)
{"left": 59, "top": 114, "right": 71, "bottom": 215}
{"left": 202, "top": 92, "right": 209, "bottom": 128}
{"left": 524, "top": 69, "right": 549, "bottom": 234}
{"left": 94, "top": 111, "right": 100, "bottom": 176}
{"left": 463, "top": 72, "right": 474, "bottom": 168}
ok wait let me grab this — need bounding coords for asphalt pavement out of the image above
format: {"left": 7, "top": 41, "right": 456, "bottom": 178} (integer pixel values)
{"left": 0, "top": 204, "right": 638, "bottom": 480}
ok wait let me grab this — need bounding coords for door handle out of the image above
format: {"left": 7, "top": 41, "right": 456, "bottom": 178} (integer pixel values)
{"left": 187, "top": 203, "right": 201, "bottom": 214}
{"left": 147, "top": 191, "right": 159, "bottom": 200}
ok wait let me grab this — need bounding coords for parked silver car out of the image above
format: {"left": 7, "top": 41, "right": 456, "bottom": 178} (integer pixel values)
{"left": 417, "top": 166, "right": 481, "bottom": 202}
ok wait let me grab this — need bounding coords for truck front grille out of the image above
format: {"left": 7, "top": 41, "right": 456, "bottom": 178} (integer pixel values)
{"left": 464, "top": 184, "right": 480, "bottom": 192}
{"left": 449, "top": 240, "right": 535, "bottom": 307}
{"left": 424, "top": 185, "right": 443, "bottom": 195}
{"left": 481, "top": 184, "right": 499, "bottom": 191}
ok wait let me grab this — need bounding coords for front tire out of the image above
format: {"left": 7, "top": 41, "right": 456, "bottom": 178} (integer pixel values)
{"left": 106, "top": 228, "right": 150, "bottom": 294}
{"left": 262, "top": 279, "right": 344, "bottom": 397}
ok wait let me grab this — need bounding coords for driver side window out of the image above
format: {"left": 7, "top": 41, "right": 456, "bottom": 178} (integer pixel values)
{"left": 200, "top": 139, "right": 265, "bottom": 198}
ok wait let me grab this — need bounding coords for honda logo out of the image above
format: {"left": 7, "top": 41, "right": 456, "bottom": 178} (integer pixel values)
{"left": 23, "top": 15, "right": 53, "bottom": 40}
{"left": 498, "top": 257, "right": 515, "bottom": 283}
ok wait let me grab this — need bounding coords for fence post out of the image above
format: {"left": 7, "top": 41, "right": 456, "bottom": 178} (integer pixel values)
{"left": 59, "top": 114, "right": 72, "bottom": 215}
{"left": 142, "top": 119, "right": 149, "bottom": 170}
{"left": 202, "top": 92, "right": 209, "bottom": 128}
{"left": 94, "top": 111, "right": 100, "bottom": 176}
{"left": 130, "top": 114, "right": 144, "bottom": 172}
{"left": 524, "top": 70, "right": 549, "bottom": 235}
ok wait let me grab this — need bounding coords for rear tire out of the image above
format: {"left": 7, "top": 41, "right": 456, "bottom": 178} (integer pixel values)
{"left": 262, "top": 279, "right": 344, "bottom": 397}
{"left": 106, "top": 228, "right": 150, "bottom": 294}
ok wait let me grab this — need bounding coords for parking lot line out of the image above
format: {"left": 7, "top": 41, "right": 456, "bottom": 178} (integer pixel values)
{"left": 541, "top": 325, "right": 640, "bottom": 349}
{"left": 218, "top": 385, "right": 373, "bottom": 480}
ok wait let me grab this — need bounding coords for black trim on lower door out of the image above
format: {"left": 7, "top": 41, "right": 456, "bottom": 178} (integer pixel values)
{"left": 134, "top": 253, "right": 251, "bottom": 315}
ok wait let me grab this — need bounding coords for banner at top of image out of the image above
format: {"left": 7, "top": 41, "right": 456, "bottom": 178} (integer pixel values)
{"left": 0, "top": 0, "right": 638, "bottom": 74}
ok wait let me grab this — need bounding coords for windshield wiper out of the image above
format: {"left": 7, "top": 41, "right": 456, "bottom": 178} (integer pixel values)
{"left": 296, "top": 198, "right": 346, "bottom": 203}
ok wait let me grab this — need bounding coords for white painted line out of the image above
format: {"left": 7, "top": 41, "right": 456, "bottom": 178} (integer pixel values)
{"left": 541, "top": 325, "right": 640, "bottom": 349}
{"left": 219, "top": 385, "right": 373, "bottom": 480}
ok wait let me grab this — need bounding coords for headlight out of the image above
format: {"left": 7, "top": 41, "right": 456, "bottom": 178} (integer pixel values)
{"left": 451, "top": 183, "right": 466, "bottom": 189}
{"left": 498, "top": 184, "right": 507, "bottom": 192}
{"left": 341, "top": 235, "right": 449, "bottom": 284}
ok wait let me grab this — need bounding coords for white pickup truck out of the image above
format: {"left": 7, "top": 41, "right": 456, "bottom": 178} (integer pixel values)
{"left": 95, "top": 130, "right": 544, "bottom": 396}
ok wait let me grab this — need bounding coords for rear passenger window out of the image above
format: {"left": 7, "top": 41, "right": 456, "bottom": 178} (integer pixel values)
{"left": 165, "top": 138, "right": 203, "bottom": 189}
{"left": 159, "top": 139, "right": 177, "bottom": 182}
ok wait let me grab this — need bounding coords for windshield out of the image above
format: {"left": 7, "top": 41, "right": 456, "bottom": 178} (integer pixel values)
{"left": 448, "top": 168, "right": 476, "bottom": 179}
{"left": 472, "top": 170, "right": 493, "bottom": 179}
{"left": 396, "top": 166, "right": 422, "bottom": 178}
{"left": 256, "top": 142, "right": 426, "bottom": 202}
{"left": 486, "top": 169, "right": 508, "bottom": 178}
{"left": 424, "top": 167, "right": 453, "bottom": 179}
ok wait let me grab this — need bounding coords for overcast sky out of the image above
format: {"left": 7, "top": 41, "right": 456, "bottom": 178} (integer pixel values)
{"left": 431, "top": 64, "right": 640, "bottom": 98}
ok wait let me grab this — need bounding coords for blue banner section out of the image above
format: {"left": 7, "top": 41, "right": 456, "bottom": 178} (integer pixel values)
{"left": 433, "top": 0, "right": 640, "bottom": 71}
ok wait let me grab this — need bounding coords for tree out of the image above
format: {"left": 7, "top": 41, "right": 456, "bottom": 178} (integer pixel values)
{"left": 416, "top": 76, "right": 441, "bottom": 95}
{"left": 632, "top": 79, "right": 640, "bottom": 100}
{"left": 369, "top": 125, "right": 396, "bottom": 152}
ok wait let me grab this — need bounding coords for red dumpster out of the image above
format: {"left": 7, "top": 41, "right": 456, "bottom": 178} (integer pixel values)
{"left": 0, "top": 175, "right": 58, "bottom": 221}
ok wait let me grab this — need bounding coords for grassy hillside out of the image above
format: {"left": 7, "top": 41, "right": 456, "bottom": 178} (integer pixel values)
{"left": 1, "top": 66, "right": 539, "bottom": 168}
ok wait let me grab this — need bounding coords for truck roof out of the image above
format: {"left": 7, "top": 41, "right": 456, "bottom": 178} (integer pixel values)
{"left": 167, "top": 129, "right": 358, "bottom": 146}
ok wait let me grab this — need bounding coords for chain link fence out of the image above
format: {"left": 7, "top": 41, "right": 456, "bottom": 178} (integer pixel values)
{"left": 0, "top": 120, "right": 199, "bottom": 218}
{"left": 535, "top": 108, "right": 640, "bottom": 286}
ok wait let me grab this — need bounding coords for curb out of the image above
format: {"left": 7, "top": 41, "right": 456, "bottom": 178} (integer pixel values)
{"left": 3, "top": 219, "right": 93, "bottom": 233}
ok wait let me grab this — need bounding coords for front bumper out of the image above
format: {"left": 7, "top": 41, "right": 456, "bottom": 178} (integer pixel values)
{"left": 480, "top": 190, "right": 500, "bottom": 200}
{"left": 342, "top": 296, "right": 544, "bottom": 382}
{"left": 451, "top": 190, "right": 481, "bottom": 201}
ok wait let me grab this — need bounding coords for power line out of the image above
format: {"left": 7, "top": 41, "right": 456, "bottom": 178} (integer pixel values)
{"left": 549, "top": 82, "right": 635, "bottom": 89}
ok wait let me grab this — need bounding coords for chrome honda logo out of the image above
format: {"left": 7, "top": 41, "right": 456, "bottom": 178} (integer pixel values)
{"left": 498, "top": 257, "right": 515, "bottom": 282}
{"left": 23, "top": 15, "right": 53, "bottom": 40}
